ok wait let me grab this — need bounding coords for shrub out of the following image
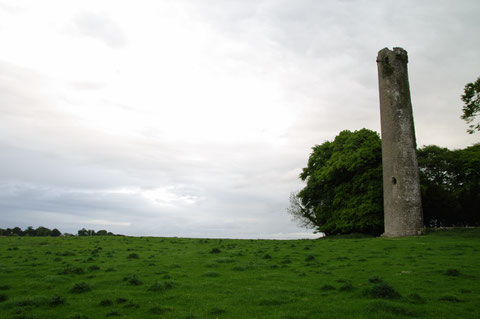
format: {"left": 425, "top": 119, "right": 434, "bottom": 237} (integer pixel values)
{"left": 365, "top": 282, "right": 400, "bottom": 299}
{"left": 123, "top": 301, "right": 140, "bottom": 309}
{"left": 339, "top": 282, "right": 353, "bottom": 291}
{"left": 127, "top": 253, "right": 139, "bottom": 259}
{"left": 88, "top": 265, "right": 100, "bottom": 272}
{"left": 444, "top": 269, "right": 460, "bottom": 276}
{"left": 408, "top": 293, "right": 426, "bottom": 304}
{"left": 99, "top": 299, "right": 113, "bottom": 307}
{"left": 14, "top": 296, "right": 47, "bottom": 307}
{"left": 368, "top": 276, "right": 383, "bottom": 283}
{"left": 215, "top": 257, "right": 235, "bottom": 263}
{"left": 210, "top": 248, "right": 221, "bottom": 254}
{"left": 48, "top": 295, "right": 66, "bottom": 306}
{"left": 232, "top": 266, "right": 247, "bottom": 271}
{"left": 439, "top": 295, "right": 462, "bottom": 302}
{"left": 149, "top": 306, "right": 174, "bottom": 314}
{"left": 210, "top": 307, "right": 226, "bottom": 314}
{"left": 57, "top": 251, "right": 75, "bottom": 257}
{"left": 59, "top": 267, "right": 84, "bottom": 275}
{"left": 106, "top": 311, "right": 121, "bottom": 316}
{"left": 115, "top": 298, "right": 128, "bottom": 304}
{"left": 263, "top": 254, "right": 272, "bottom": 259}
{"left": 305, "top": 255, "right": 315, "bottom": 261}
{"left": 148, "top": 281, "right": 175, "bottom": 292}
{"left": 123, "top": 275, "right": 143, "bottom": 286}
{"left": 321, "top": 284, "right": 336, "bottom": 291}
{"left": 0, "top": 285, "right": 11, "bottom": 290}
{"left": 70, "top": 282, "right": 91, "bottom": 294}
{"left": 202, "top": 271, "right": 220, "bottom": 277}
{"left": 0, "top": 294, "right": 7, "bottom": 302}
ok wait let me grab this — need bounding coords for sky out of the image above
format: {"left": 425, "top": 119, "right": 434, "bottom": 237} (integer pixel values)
{"left": 0, "top": 0, "right": 479, "bottom": 239}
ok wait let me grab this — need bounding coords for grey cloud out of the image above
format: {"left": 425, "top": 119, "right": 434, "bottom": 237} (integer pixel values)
{"left": 2, "top": 0, "right": 478, "bottom": 239}
{"left": 73, "top": 12, "right": 127, "bottom": 48}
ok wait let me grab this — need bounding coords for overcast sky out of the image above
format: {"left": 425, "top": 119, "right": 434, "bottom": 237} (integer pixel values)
{"left": 1, "top": 0, "right": 479, "bottom": 239}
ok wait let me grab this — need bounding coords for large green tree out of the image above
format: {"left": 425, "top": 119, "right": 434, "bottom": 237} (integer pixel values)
{"left": 418, "top": 144, "right": 480, "bottom": 226}
{"left": 461, "top": 76, "right": 480, "bottom": 134}
{"left": 289, "top": 129, "right": 383, "bottom": 235}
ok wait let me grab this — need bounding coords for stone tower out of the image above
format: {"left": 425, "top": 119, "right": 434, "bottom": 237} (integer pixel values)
{"left": 376, "top": 47, "right": 424, "bottom": 237}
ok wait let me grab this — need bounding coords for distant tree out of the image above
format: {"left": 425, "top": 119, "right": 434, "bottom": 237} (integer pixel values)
{"left": 51, "top": 228, "right": 62, "bottom": 237}
{"left": 96, "top": 230, "right": 108, "bottom": 236}
{"left": 289, "top": 129, "right": 384, "bottom": 235}
{"left": 0, "top": 228, "right": 6, "bottom": 236}
{"left": 87, "top": 229, "right": 96, "bottom": 236}
{"left": 35, "top": 226, "right": 52, "bottom": 237}
{"left": 24, "top": 226, "right": 36, "bottom": 237}
{"left": 77, "top": 228, "right": 88, "bottom": 236}
{"left": 461, "top": 76, "right": 480, "bottom": 134}
{"left": 12, "top": 227, "right": 24, "bottom": 236}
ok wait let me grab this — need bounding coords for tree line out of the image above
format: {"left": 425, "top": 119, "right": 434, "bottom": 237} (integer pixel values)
{"left": 289, "top": 129, "right": 480, "bottom": 236}
{"left": 0, "top": 226, "right": 116, "bottom": 237}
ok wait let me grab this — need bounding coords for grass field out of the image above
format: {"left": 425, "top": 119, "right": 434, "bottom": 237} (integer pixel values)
{"left": 0, "top": 229, "right": 479, "bottom": 319}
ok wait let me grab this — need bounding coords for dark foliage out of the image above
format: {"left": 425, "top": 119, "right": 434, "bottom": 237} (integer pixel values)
{"left": 70, "top": 282, "right": 91, "bottom": 294}
{"left": 0, "top": 294, "right": 7, "bottom": 302}
{"left": 444, "top": 268, "right": 460, "bottom": 277}
{"left": 290, "top": 128, "right": 480, "bottom": 235}
{"left": 418, "top": 144, "right": 480, "bottom": 227}
{"left": 290, "top": 129, "right": 383, "bottom": 235}
{"left": 123, "top": 275, "right": 143, "bottom": 286}
{"left": 461, "top": 76, "right": 480, "bottom": 134}
{"left": 209, "top": 248, "right": 221, "bottom": 254}
{"left": 99, "top": 299, "right": 114, "bottom": 307}
{"left": 365, "top": 282, "right": 401, "bottom": 299}
{"left": 48, "top": 295, "right": 66, "bottom": 306}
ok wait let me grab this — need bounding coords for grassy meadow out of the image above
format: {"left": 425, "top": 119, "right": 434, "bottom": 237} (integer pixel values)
{"left": 0, "top": 229, "right": 479, "bottom": 319}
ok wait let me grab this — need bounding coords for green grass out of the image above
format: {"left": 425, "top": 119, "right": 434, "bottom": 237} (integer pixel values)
{"left": 0, "top": 228, "right": 479, "bottom": 318}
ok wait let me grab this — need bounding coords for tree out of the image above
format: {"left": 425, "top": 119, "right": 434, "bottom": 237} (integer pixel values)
{"left": 96, "top": 230, "right": 108, "bottom": 236}
{"left": 417, "top": 144, "right": 479, "bottom": 226}
{"left": 12, "top": 227, "right": 24, "bottom": 236}
{"left": 51, "top": 228, "right": 62, "bottom": 237}
{"left": 461, "top": 76, "right": 480, "bottom": 134}
{"left": 77, "top": 228, "right": 88, "bottom": 236}
{"left": 35, "top": 226, "right": 52, "bottom": 237}
{"left": 289, "top": 129, "right": 384, "bottom": 235}
{"left": 24, "top": 226, "right": 36, "bottom": 237}
{"left": 417, "top": 145, "right": 458, "bottom": 227}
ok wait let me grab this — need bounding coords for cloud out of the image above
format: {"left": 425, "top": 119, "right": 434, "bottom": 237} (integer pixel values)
{"left": 73, "top": 11, "right": 127, "bottom": 48}
{"left": 0, "top": 0, "right": 479, "bottom": 239}
{"left": 70, "top": 81, "right": 106, "bottom": 91}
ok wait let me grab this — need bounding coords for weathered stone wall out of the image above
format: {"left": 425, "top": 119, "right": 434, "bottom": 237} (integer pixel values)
{"left": 377, "top": 47, "right": 424, "bottom": 237}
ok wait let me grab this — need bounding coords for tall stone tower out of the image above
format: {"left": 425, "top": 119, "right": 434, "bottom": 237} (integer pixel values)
{"left": 376, "top": 47, "right": 424, "bottom": 237}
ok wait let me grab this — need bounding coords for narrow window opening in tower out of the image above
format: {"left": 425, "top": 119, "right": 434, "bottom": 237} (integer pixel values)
{"left": 392, "top": 177, "right": 397, "bottom": 185}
